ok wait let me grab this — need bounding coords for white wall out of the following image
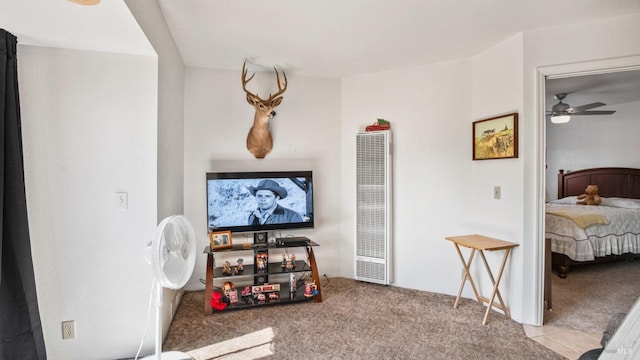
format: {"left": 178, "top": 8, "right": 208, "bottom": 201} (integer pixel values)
{"left": 546, "top": 99, "right": 640, "bottom": 200}
{"left": 125, "top": 0, "right": 187, "bottom": 347}
{"left": 341, "top": 60, "right": 473, "bottom": 294}
{"left": 338, "top": 36, "right": 527, "bottom": 321}
{"left": 469, "top": 34, "right": 525, "bottom": 320}
{"left": 182, "top": 67, "right": 343, "bottom": 290}
{"left": 126, "top": 0, "right": 186, "bottom": 220}
{"left": 20, "top": 46, "right": 158, "bottom": 359}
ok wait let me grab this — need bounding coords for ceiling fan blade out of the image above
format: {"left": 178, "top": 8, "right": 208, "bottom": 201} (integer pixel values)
{"left": 568, "top": 102, "right": 606, "bottom": 113}
{"left": 571, "top": 110, "right": 616, "bottom": 115}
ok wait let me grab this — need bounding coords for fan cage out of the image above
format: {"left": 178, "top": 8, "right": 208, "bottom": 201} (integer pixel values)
{"left": 151, "top": 215, "right": 196, "bottom": 290}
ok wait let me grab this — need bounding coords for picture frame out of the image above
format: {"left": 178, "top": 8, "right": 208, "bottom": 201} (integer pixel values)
{"left": 472, "top": 113, "right": 518, "bottom": 160}
{"left": 209, "top": 230, "right": 232, "bottom": 250}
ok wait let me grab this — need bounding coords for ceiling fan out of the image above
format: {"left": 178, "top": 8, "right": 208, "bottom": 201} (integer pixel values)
{"left": 547, "top": 93, "right": 616, "bottom": 123}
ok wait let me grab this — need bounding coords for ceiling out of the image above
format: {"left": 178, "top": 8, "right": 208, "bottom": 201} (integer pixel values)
{"left": 155, "top": 0, "right": 640, "bottom": 78}
{"left": 1, "top": 0, "right": 639, "bottom": 107}
{"left": 0, "top": 0, "right": 154, "bottom": 57}
{"left": 3, "top": 0, "right": 640, "bottom": 78}
{"left": 546, "top": 70, "right": 640, "bottom": 113}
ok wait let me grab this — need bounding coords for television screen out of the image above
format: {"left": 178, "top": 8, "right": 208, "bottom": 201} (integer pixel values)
{"left": 206, "top": 171, "right": 314, "bottom": 233}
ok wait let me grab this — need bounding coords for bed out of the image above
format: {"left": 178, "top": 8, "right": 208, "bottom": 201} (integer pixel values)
{"left": 546, "top": 167, "right": 640, "bottom": 278}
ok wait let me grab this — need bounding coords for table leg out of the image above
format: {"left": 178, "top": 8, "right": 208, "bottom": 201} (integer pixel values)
{"left": 481, "top": 248, "right": 512, "bottom": 325}
{"left": 305, "top": 245, "right": 322, "bottom": 302}
{"left": 204, "top": 252, "right": 214, "bottom": 315}
{"left": 453, "top": 244, "right": 481, "bottom": 308}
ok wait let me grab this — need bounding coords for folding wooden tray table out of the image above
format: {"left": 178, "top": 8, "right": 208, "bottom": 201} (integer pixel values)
{"left": 446, "top": 234, "right": 519, "bottom": 325}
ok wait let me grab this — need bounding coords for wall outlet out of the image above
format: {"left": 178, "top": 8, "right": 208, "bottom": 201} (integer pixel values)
{"left": 62, "top": 320, "right": 75, "bottom": 339}
{"left": 494, "top": 186, "right": 501, "bottom": 200}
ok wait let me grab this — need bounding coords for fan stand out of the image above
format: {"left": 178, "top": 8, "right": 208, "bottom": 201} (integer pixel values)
{"left": 143, "top": 215, "right": 196, "bottom": 360}
{"left": 141, "top": 280, "right": 192, "bottom": 360}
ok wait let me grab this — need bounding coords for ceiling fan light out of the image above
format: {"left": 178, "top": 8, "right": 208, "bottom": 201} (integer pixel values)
{"left": 551, "top": 115, "right": 570, "bottom": 124}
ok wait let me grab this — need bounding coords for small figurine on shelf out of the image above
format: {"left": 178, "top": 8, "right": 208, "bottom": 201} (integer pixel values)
{"left": 241, "top": 285, "right": 252, "bottom": 298}
{"left": 256, "top": 251, "right": 268, "bottom": 272}
{"left": 291, "top": 253, "right": 297, "bottom": 269}
{"left": 304, "top": 278, "right": 317, "bottom": 298}
{"left": 222, "top": 260, "right": 232, "bottom": 276}
{"left": 221, "top": 281, "right": 235, "bottom": 296}
{"left": 236, "top": 258, "right": 244, "bottom": 274}
{"left": 289, "top": 273, "right": 296, "bottom": 300}
{"left": 228, "top": 289, "right": 238, "bottom": 304}
{"left": 281, "top": 253, "right": 287, "bottom": 270}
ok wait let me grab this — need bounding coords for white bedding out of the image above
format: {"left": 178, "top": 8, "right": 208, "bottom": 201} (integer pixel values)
{"left": 545, "top": 197, "right": 640, "bottom": 261}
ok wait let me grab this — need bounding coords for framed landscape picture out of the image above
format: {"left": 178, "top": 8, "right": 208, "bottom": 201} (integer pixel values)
{"left": 209, "top": 230, "right": 233, "bottom": 251}
{"left": 472, "top": 113, "right": 518, "bottom": 160}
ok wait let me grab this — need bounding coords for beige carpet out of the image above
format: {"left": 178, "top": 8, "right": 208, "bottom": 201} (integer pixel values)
{"left": 164, "top": 277, "right": 562, "bottom": 359}
{"left": 185, "top": 327, "right": 275, "bottom": 360}
{"left": 544, "top": 259, "right": 640, "bottom": 334}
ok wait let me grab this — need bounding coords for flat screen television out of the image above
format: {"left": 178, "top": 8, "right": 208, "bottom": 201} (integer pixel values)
{"left": 206, "top": 171, "right": 314, "bottom": 234}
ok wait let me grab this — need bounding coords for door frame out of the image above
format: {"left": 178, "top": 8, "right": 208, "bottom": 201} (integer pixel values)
{"left": 534, "top": 55, "right": 640, "bottom": 325}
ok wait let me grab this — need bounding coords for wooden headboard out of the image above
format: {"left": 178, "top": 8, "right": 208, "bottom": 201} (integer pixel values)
{"left": 558, "top": 167, "right": 640, "bottom": 199}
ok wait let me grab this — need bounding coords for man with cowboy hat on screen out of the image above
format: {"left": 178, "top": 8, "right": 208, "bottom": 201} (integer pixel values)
{"left": 248, "top": 179, "right": 303, "bottom": 225}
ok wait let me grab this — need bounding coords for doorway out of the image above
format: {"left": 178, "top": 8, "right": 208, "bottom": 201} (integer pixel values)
{"left": 537, "top": 60, "right": 640, "bottom": 331}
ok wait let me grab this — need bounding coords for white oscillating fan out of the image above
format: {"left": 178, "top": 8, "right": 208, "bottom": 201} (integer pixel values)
{"left": 143, "top": 215, "right": 196, "bottom": 360}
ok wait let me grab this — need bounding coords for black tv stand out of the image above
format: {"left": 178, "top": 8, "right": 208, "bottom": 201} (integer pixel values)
{"left": 275, "top": 236, "right": 310, "bottom": 247}
{"left": 203, "top": 235, "right": 321, "bottom": 315}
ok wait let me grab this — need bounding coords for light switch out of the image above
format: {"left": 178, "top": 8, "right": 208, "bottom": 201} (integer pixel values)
{"left": 116, "top": 192, "right": 128, "bottom": 209}
{"left": 494, "top": 186, "right": 501, "bottom": 200}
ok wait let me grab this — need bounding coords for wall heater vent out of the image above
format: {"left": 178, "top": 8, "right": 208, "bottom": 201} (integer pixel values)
{"left": 355, "top": 130, "right": 392, "bottom": 285}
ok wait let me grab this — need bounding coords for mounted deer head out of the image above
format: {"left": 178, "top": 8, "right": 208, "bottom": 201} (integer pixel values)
{"left": 242, "top": 61, "right": 287, "bottom": 159}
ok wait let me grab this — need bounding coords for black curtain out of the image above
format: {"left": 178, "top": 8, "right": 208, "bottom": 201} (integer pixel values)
{"left": 0, "top": 29, "right": 47, "bottom": 360}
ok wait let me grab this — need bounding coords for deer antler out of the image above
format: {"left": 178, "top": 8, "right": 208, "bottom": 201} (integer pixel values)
{"left": 241, "top": 61, "right": 287, "bottom": 101}
{"left": 267, "top": 66, "right": 287, "bottom": 101}
{"left": 241, "top": 60, "right": 257, "bottom": 97}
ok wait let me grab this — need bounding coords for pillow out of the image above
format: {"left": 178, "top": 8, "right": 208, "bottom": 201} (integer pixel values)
{"left": 549, "top": 196, "right": 579, "bottom": 204}
{"left": 600, "top": 197, "right": 640, "bottom": 210}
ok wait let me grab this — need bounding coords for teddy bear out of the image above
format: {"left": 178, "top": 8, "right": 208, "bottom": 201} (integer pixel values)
{"left": 576, "top": 184, "right": 601, "bottom": 205}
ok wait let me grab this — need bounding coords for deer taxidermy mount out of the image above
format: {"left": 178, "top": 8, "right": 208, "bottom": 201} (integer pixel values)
{"left": 241, "top": 61, "right": 288, "bottom": 159}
